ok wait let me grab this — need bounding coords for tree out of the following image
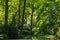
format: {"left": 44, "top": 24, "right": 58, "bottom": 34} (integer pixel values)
{"left": 5, "top": 0, "right": 8, "bottom": 27}
{"left": 30, "top": 4, "right": 33, "bottom": 39}
{"left": 17, "top": 0, "right": 20, "bottom": 29}
{"left": 3, "top": 0, "right": 8, "bottom": 34}
{"left": 21, "top": 0, "right": 26, "bottom": 32}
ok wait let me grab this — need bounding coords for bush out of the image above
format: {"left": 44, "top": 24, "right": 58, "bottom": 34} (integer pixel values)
{"left": 0, "top": 34, "right": 7, "bottom": 39}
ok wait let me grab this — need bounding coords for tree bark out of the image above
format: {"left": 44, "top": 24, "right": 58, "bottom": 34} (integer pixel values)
{"left": 17, "top": 0, "right": 20, "bottom": 29}
{"left": 5, "top": 0, "right": 8, "bottom": 27}
{"left": 21, "top": 0, "right": 26, "bottom": 32}
{"left": 30, "top": 5, "right": 34, "bottom": 39}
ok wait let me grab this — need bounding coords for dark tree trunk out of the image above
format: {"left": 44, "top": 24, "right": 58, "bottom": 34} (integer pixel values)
{"left": 5, "top": 0, "right": 8, "bottom": 27}
{"left": 3, "top": 0, "right": 8, "bottom": 35}
{"left": 17, "top": 0, "right": 20, "bottom": 29}
{"left": 30, "top": 5, "right": 34, "bottom": 39}
{"left": 21, "top": 0, "right": 26, "bottom": 32}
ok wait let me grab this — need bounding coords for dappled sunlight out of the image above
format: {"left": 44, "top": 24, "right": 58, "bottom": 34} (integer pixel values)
{"left": 0, "top": 0, "right": 60, "bottom": 39}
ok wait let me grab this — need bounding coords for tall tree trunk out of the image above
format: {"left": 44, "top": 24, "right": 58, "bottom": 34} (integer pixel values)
{"left": 4, "top": 0, "right": 8, "bottom": 34}
{"left": 21, "top": 0, "right": 26, "bottom": 32}
{"left": 17, "top": 0, "right": 20, "bottom": 29}
{"left": 30, "top": 5, "right": 34, "bottom": 39}
{"left": 5, "top": 0, "right": 8, "bottom": 27}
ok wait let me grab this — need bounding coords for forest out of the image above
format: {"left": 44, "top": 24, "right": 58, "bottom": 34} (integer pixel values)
{"left": 0, "top": 0, "right": 60, "bottom": 40}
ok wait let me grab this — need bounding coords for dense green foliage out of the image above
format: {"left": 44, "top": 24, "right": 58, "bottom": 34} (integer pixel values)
{"left": 0, "top": 0, "right": 60, "bottom": 40}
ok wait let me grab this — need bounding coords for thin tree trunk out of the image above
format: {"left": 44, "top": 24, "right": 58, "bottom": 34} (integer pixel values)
{"left": 17, "top": 0, "right": 20, "bottom": 29}
{"left": 30, "top": 5, "right": 34, "bottom": 39}
{"left": 21, "top": 0, "right": 26, "bottom": 32}
{"left": 5, "top": 0, "right": 8, "bottom": 27}
{"left": 4, "top": 0, "right": 8, "bottom": 34}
